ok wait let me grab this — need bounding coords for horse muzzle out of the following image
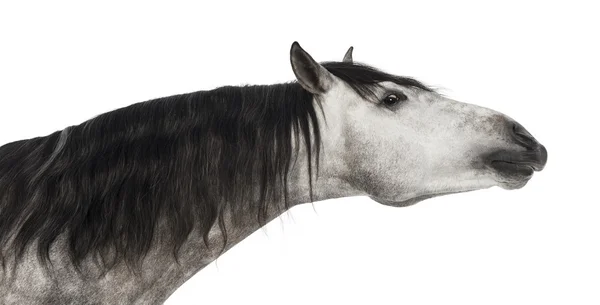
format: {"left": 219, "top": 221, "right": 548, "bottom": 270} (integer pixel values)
{"left": 485, "top": 121, "right": 547, "bottom": 183}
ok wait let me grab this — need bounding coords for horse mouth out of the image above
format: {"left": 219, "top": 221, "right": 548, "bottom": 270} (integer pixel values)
{"left": 485, "top": 145, "right": 547, "bottom": 188}
{"left": 489, "top": 160, "right": 536, "bottom": 177}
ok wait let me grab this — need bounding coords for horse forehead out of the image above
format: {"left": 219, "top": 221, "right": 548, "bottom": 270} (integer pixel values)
{"left": 325, "top": 82, "right": 363, "bottom": 103}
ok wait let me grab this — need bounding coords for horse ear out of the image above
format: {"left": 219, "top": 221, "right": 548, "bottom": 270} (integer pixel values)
{"left": 290, "top": 42, "right": 334, "bottom": 94}
{"left": 343, "top": 46, "right": 353, "bottom": 63}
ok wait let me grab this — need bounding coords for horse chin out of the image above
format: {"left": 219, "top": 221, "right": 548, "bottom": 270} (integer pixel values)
{"left": 370, "top": 188, "right": 487, "bottom": 208}
{"left": 495, "top": 177, "right": 532, "bottom": 190}
{"left": 370, "top": 193, "right": 447, "bottom": 208}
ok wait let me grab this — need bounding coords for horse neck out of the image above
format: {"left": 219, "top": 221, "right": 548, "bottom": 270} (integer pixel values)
{"left": 94, "top": 141, "right": 357, "bottom": 304}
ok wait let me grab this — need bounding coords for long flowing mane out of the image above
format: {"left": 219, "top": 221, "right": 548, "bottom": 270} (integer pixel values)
{"left": 0, "top": 62, "right": 431, "bottom": 271}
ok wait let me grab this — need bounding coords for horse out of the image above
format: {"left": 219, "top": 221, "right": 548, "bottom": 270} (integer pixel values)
{"left": 0, "top": 42, "right": 547, "bottom": 304}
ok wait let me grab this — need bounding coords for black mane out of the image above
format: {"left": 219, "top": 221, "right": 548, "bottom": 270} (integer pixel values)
{"left": 322, "top": 61, "right": 433, "bottom": 98}
{"left": 0, "top": 62, "right": 429, "bottom": 270}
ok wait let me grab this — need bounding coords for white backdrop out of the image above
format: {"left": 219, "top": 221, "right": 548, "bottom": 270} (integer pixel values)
{"left": 1, "top": 1, "right": 598, "bottom": 304}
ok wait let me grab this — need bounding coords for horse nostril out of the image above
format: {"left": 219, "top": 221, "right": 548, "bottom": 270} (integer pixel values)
{"left": 511, "top": 122, "right": 538, "bottom": 149}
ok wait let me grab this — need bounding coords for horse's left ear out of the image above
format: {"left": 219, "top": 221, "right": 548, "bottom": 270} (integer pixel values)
{"left": 290, "top": 42, "right": 334, "bottom": 94}
{"left": 343, "top": 46, "right": 353, "bottom": 63}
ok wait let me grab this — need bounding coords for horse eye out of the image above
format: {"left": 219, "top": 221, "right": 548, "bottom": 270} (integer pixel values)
{"left": 382, "top": 92, "right": 407, "bottom": 106}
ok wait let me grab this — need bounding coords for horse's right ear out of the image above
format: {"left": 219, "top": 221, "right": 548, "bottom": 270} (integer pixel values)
{"left": 290, "top": 42, "right": 334, "bottom": 95}
{"left": 343, "top": 46, "right": 353, "bottom": 63}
